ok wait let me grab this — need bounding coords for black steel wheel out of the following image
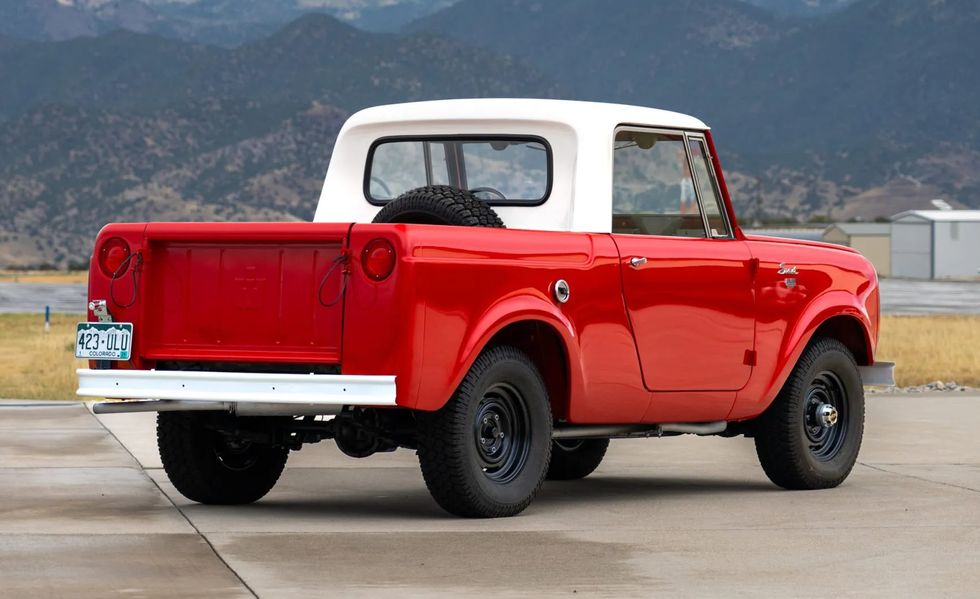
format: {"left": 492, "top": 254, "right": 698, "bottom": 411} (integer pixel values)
{"left": 546, "top": 439, "right": 609, "bottom": 480}
{"left": 417, "top": 345, "right": 552, "bottom": 518}
{"left": 754, "top": 337, "right": 865, "bottom": 490}
{"left": 803, "top": 371, "right": 849, "bottom": 462}
{"left": 158, "top": 412, "right": 289, "bottom": 505}
{"left": 473, "top": 383, "right": 532, "bottom": 484}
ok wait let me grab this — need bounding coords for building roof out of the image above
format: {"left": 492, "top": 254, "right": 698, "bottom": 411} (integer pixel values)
{"left": 344, "top": 98, "right": 710, "bottom": 133}
{"left": 825, "top": 223, "right": 891, "bottom": 236}
{"left": 743, "top": 228, "right": 825, "bottom": 241}
{"left": 891, "top": 210, "right": 980, "bottom": 223}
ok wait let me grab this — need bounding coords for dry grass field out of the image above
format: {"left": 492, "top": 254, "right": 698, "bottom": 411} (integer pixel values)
{"left": 0, "top": 313, "right": 976, "bottom": 401}
{"left": 878, "top": 315, "right": 980, "bottom": 387}
{"left": 0, "top": 270, "right": 88, "bottom": 284}
{"left": 0, "top": 314, "right": 86, "bottom": 400}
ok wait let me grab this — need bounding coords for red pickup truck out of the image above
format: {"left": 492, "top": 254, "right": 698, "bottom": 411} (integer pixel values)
{"left": 77, "top": 99, "right": 894, "bottom": 518}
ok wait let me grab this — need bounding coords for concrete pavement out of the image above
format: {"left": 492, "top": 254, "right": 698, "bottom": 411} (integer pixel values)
{"left": 0, "top": 395, "right": 977, "bottom": 597}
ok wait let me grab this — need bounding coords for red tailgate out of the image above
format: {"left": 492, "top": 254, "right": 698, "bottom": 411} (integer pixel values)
{"left": 138, "top": 223, "right": 351, "bottom": 365}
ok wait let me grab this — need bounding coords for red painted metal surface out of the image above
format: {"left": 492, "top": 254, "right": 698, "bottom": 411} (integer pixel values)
{"left": 339, "top": 224, "right": 652, "bottom": 423}
{"left": 88, "top": 223, "right": 353, "bottom": 369}
{"left": 141, "top": 239, "right": 348, "bottom": 364}
{"left": 611, "top": 235, "right": 755, "bottom": 392}
{"left": 727, "top": 234, "right": 878, "bottom": 421}
{"left": 86, "top": 143, "right": 880, "bottom": 425}
{"left": 86, "top": 220, "right": 880, "bottom": 423}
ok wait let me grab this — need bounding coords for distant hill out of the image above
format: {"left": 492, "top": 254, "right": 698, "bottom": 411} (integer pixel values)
{"left": 741, "top": 0, "right": 856, "bottom": 16}
{"left": 0, "top": 15, "right": 557, "bottom": 266}
{"left": 0, "top": 0, "right": 188, "bottom": 42}
{"left": 144, "top": 0, "right": 458, "bottom": 34}
{"left": 0, "top": 14, "right": 556, "bottom": 121}
{"left": 1, "top": 0, "right": 979, "bottom": 266}
{"left": 0, "top": 0, "right": 458, "bottom": 46}
{"left": 0, "top": 101, "right": 348, "bottom": 267}
{"left": 409, "top": 0, "right": 980, "bottom": 219}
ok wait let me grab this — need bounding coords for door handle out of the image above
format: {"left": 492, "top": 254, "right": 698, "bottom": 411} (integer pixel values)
{"left": 629, "top": 257, "right": 648, "bottom": 269}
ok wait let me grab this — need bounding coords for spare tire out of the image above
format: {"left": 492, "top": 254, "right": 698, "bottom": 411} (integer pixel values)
{"left": 372, "top": 185, "right": 505, "bottom": 228}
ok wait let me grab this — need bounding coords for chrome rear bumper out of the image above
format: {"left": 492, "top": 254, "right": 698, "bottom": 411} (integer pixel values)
{"left": 77, "top": 368, "right": 397, "bottom": 414}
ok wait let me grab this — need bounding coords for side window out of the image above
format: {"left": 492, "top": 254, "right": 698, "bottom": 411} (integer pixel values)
{"left": 688, "top": 138, "right": 730, "bottom": 238}
{"left": 612, "top": 129, "right": 706, "bottom": 238}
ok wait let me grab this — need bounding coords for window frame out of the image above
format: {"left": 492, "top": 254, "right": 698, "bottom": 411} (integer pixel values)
{"left": 612, "top": 125, "right": 733, "bottom": 240}
{"left": 363, "top": 134, "right": 554, "bottom": 207}
{"left": 685, "top": 133, "right": 734, "bottom": 239}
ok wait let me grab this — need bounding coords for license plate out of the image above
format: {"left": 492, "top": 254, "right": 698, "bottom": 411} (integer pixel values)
{"left": 75, "top": 322, "right": 134, "bottom": 360}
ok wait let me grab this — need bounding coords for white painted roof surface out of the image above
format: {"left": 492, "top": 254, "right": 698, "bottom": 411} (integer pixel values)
{"left": 343, "top": 99, "right": 710, "bottom": 132}
{"left": 892, "top": 210, "right": 980, "bottom": 223}
{"left": 315, "top": 98, "right": 711, "bottom": 232}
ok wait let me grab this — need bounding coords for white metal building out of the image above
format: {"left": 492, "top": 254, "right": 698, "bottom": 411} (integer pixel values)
{"left": 890, "top": 210, "right": 980, "bottom": 280}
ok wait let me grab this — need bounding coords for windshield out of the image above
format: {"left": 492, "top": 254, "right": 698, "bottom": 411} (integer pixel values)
{"left": 366, "top": 137, "right": 551, "bottom": 204}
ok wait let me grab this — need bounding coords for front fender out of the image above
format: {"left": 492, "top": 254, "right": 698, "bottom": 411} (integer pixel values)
{"left": 729, "top": 290, "right": 873, "bottom": 421}
{"left": 412, "top": 291, "right": 581, "bottom": 412}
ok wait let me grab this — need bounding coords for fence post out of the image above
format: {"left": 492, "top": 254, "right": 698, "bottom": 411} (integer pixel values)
{"left": 45, "top": 305, "right": 50, "bottom": 333}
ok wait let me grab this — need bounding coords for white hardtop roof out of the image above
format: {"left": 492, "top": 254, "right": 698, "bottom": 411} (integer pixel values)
{"left": 892, "top": 210, "right": 980, "bottom": 223}
{"left": 344, "top": 98, "right": 710, "bottom": 131}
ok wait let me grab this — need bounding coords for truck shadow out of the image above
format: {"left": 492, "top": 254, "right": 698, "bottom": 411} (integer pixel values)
{"left": 242, "top": 474, "right": 775, "bottom": 521}
{"left": 536, "top": 475, "right": 775, "bottom": 506}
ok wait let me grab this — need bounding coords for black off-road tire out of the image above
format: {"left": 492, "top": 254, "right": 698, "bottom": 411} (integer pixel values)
{"left": 416, "top": 345, "right": 552, "bottom": 518}
{"left": 546, "top": 439, "right": 610, "bottom": 480}
{"left": 372, "top": 185, "right": 505, "bottom": 227}
{"left": 754, "top": 337, "right": 865, "bottom": 490}
{"left": 157, "top": 412, "right": 289, "bottom": 505}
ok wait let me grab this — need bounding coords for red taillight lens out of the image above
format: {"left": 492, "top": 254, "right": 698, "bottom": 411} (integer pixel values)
{"left": 98, "top": 237, "right": 131, "bottom": 277}
{"left": 361, "top": 238, "right": 396, "bottom": 281}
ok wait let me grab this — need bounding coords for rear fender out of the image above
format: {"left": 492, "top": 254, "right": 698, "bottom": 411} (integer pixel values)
{"left": 413, "top": 293, "right": 580, "bottom": 413}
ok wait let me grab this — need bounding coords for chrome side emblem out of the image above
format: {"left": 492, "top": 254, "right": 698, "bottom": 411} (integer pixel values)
{"left": 553, "top": 280, "right": 570, "bottom": 304}
{"left": 778, "top": 263, "right": 799, "bottom": 275}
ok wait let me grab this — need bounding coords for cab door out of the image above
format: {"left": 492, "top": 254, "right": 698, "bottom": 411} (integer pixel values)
{"left": 610, "top": 128, "right": 755, "bottom": 391}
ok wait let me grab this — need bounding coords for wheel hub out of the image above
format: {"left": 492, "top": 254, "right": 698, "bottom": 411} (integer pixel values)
{"left": 815, "top": 402, "right": 838, "bottom": 427}
{"left": 479, "top": 413, "right": 506, "bottom": 456}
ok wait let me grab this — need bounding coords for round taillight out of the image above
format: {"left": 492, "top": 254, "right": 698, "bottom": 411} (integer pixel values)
{"left": 99, "top": 237, "right": 131, "bottom": 277}
{"left": 361, "top": 238, "right": 396, "bottom": 281}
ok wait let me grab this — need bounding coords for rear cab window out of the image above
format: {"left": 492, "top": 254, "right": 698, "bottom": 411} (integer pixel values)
{"left": 366, "top": 137, "right": 552, "bottom": 205}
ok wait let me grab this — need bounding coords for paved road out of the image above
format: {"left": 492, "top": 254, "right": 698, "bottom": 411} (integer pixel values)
{"left": 0, "top": 395, "right": 977, "bottom": 597}
{"left": 878, "top": 279, "right": 980, "bottom": 315}
{"left": 0, "top": 283, "right": 87, "bottom": 314}
{"left": 2, "top": 279, "right": 978, "bottom": 315}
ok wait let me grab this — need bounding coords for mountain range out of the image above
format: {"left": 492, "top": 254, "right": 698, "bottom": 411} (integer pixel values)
{"left": 0, "top": 0, "right": 978, "bottom": 267}
{"left": 0, "top": 0, "right": 457, "bottom": 45}
{"left": 410, "top": 0, "right": 980, "bottom": 217}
